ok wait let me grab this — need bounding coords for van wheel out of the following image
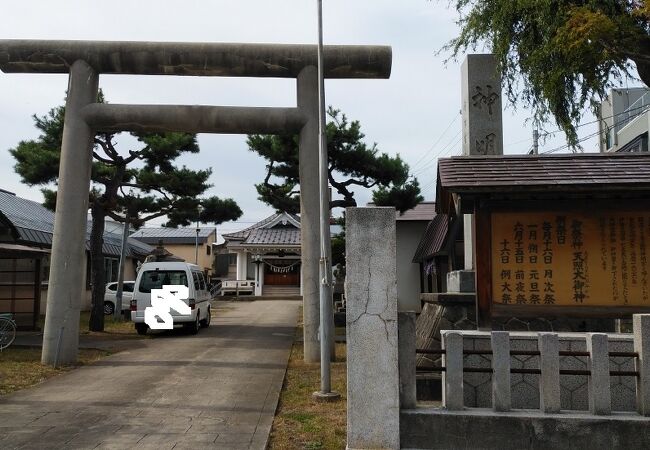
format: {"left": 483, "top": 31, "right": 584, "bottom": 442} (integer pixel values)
{"left": 135, "top": 323, "right": 148, "bottom": 335}
{"left": 187, "top": 313, "right": 200, "bottom": 335}
{"left": 200, "top": 307, "right": 211, "bottom": 328}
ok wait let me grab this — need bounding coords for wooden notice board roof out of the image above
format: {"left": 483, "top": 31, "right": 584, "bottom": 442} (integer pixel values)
{"left": 436, "top": 153, "right": 650, "bottom": 214}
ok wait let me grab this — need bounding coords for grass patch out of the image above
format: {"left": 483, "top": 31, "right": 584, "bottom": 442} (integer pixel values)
{"left": 0, "top": 347, "right": 110, "bottom": 396}
{"left": 37, "top": 312, "right": 146, "bottom": 340}
{"left": 269, "top": 326, "right": 347, "bottom": 450}
{"left": 79, "top": 312, "right": 144, "bottom": 338}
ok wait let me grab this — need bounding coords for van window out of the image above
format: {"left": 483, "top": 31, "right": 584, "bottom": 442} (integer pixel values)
{"left": 198, "top": 272, "right": 207, "bottom": 290}
{"left": 139, "top": 270, "right": 188, "bottom": 293}
{"left": 192, "top": 271, "right": 201, "bottom": 291}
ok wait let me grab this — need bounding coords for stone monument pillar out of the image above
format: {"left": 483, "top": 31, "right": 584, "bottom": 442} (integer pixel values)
{"left": 346, "top": 207, "right": 400, "bottom": 450}
{"left": 455, "top": 54, "right": 503, "bottom": 285}
{"left": 461, "top": 54, "right": 503, "bottom": 157}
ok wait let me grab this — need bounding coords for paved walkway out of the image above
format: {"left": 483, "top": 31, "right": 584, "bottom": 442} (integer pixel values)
{"left": 0, "top": 300, "right": 300, "bottom": 450}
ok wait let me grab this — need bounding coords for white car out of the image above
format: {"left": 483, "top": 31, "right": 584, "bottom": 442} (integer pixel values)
{"left": 130, "top": 262, "right": 211, "bottom": 335}
{"left": 104, "top": 281, "right": 135, "bottom": 315}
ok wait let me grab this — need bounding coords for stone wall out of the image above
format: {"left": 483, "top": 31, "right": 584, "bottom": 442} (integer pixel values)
{"left": 416, "top": 294, "right": 622, "bottom": 404}
{"left": 401, "top": 408, "right": 650, "bottom": 450}
{"left": 459, "top": 331, "right": 636, "bottom": 411}
{"left": 416, "top": 294, "right": 616, "bottom": 370}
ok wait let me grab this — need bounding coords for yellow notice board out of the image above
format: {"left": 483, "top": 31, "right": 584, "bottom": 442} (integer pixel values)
{"left": 491, "top": 211, "right": 650, "bottom": 308}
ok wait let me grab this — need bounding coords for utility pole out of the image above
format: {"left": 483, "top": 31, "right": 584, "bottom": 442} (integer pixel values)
{"left": 195, "top": 222, "right": 200, "bottom": 265}
{"left": 195, "top": 206, "right": 201, "bottom": 265}
{"left": 313, "top": 0, "right": 340, "bottom": 401}
{"left": 113, "top": 217, "right": 130, "bottom": 320}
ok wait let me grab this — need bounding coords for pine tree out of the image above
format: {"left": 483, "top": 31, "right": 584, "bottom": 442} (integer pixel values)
{"left": 10, "top": 91, "right": 242, "bottom": 331}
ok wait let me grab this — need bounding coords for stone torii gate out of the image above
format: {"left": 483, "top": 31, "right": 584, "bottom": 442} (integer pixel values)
{"left": 0, "top": 39, "right": 392, "bottom": 366}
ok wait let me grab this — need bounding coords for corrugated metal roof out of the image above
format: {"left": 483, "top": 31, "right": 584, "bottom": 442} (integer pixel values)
{"left": 436, "top": 153, "right": 650, "bottom": 213}
{"left": 0, "top": 190, "right": 55, "bottom": 234}
{"left": 244, "top": 228, "right": 300, "bottom": 246}
{"left": 396, "top": 201, "right": 436, "bottom": 221}
{"left": 102, "top": 234, "right": 153, "bottom": 258}
{"left": 130, "top": 227, "right": 215, "bottom": 245}
{"left": 412, "top": 214, "right": 449, "bottom": 262}
{"left": 14, "top": 226, "right": 51, "bottom": 246}
{"left": 0, "top": 190, "right": 153, "bottom": 257}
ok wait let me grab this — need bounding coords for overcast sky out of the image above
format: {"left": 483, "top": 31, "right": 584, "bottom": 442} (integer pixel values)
{"left": 0, "top": 0, "right": 604, "bottom": 234}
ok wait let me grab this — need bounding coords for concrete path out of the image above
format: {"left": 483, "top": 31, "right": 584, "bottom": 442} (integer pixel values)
{"left": 0, "top": 300, "right": 300, "bottom": 450}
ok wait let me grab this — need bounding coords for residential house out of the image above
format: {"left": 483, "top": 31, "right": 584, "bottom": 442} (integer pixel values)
{"left": 0, "top": 189, "right": 153, "bottom": 327}
{"left": 130, "top": 227, "right": 217, "bottom": 275}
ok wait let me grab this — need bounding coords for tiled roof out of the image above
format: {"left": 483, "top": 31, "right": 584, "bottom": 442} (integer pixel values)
{"left": 223, "top": 212, "right": 300, "bottom": 240}
{"left": 412, "top": 214, "right": 449, "bottom": 262}
{"left": 0, "top": 190, "right": 153, "bottom": 257}
{"left": 396, "top": 202, "right": 436, "bottom": 221}
{"left": 436, "top": 153, "right": 650, "bottom": 213}
{"left": 244, "top": 228, "right": 300, "bottom": 246}
{"left": 130, "top": 227, "right": 215, "bottom": 245}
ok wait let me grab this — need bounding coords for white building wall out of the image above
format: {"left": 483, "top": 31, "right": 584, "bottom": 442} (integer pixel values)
{"left": 396, "top": 221, "right": 428, "bottom": 313}
{"left": 617, "top": 112, "right": 650, "bottom": 148}
{"left": 600, "top": 88, "right": 649, "bottom": 152}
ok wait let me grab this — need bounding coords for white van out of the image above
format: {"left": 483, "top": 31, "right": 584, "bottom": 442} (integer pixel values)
{"left": 131, "top": 262, "right": 211, "bottom": 335}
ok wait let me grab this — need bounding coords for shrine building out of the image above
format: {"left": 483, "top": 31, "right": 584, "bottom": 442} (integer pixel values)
{"left": 221, "top": 212, "right": 302, "bottom": 297}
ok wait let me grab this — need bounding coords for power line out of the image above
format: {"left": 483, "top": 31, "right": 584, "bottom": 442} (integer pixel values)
{"left": 540, "top": 129, "right": 601, "bottom": 154}
{"left": 413, "top": 129, "right": 462, "bottom": 176}
{"left": 440, "top": 136, "right": 462, "bottom": 157}
{"left": 415, "top": 133, "right": 462, "bottom": 177}
{"left": 421, "top": 148, "right": 462, "bottom": 193}
{"left": 410, "top": 112, "right": 460, "bottom": 170}
{"left": 541, "top": 104, "right": 650, "bottom": 154}
{"left": 414, "top": 97, "right": 650, "bottom": 186}
{"left": 505, "top": 102, "right": 650, "bottom": 153}
{"left": 505, "top": 136, "right": 534, "bottom": 147}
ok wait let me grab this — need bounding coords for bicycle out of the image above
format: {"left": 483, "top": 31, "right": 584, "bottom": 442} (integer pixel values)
{"left": 0, "top": 313, "right": 16, "bottom": 350}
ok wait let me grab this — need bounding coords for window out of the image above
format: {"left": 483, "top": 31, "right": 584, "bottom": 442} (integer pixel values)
{"left": 192, "top": 271, "right": 201, "bottom": 290}
{"left": 103, "top": 257, "right": 119, "bottom": 282}
{"left": 123, "top": 282, "right": 135, "bottom": 292}
{"left": 107, "top": 283, "right": 117, "bottom": 292}
{"left": 206, "top": 246, "right": 211, "bottom": 255}
{"left": 139, "top": 270, "right": 188, "bottom": 293}
{"left": 198, "top": 272, "right": 207, "bottom": 290}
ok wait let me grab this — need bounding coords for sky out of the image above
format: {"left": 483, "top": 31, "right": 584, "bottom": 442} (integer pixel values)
{"left": 0, "top": 0, "right": 606, "bottom": 235}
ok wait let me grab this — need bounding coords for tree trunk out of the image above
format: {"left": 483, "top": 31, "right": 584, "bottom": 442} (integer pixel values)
{"left": 88, "top": 203, "right": 107, "bottom": 332}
